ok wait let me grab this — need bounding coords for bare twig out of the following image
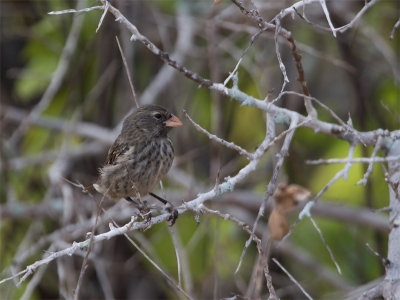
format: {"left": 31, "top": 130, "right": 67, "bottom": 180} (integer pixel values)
{"left": 44, "top": 2, "right": 400, "bottom": 147}
{"left": 281, "top": 0, "right": 380, "bottom": 36}
{"left": 20, "top": 264, "right": 48, "bottom": 300}
{"left": 48, "top": 6, "right": 103, "bottom": 15}
{"left": 279, "top": 241, "right": 353, "bottom": 291}
{"left": 198, "top": 204, "right": 279, "bottom": 298}
{"left": 366, "top": 243, "right": 390, "bottom": 267}
{"left": 286, "top": 143, "right": 358, "bottom": 242}
{"left": 6, "top": 2, "right": 399, "bottom": 297}
{"left": 382, "top": 140, "right": 400, "bottom": 297}
{"left": 111, "top": 221, "right": 194, "bottom": 300}
{"left": 168, "top": 226, "right": 182, "bottom": 288}
{"left": 115, "top": 36, "right": 139, "bottom": 108}
{"left": 336, "top": 0, "right": 380, "bottom": 33}
{"left": 272, "top": 258, "right": 313, "bottom": 300}
{"left": 285, "top": 36, "right": 317, "bottom": 118}
{"left": 231, "top": 0, "right": 317, "bottom": 117}
{"left": 96, "top": 1, "right": 110, "bottom": 33}
{"left": 264, "top": 262, "right": 278, "bottom": 300}
{"left": 307, "top": 156, "right": 400, "bottom": 165}
{"left": 223, "top": 56, "right": 243, "bottom": 87}
{"left": 99, "top": 1, "right": 213, "bottom": 88}
{"left": 183, "top": 110, "right": 252, "bottom": 159}
{"left": 3, "top": 106, "right": 115, "bottom": 145}
{"left": 309, "top": 217, "right": 341, "bottom": 274}
{"left": 214, "top": 19, "right": 356, "bottom": 73}
{"left": 93, "top": 262, "right": 114, "bottom": 299}
{"left": 389, "top": 17, "right": 400, "bottom": 40}
{"left": 358, "top": 136, "right": 382, "bottom": 185}
{"left": 230, "top": 0, "right": 273, "bottom": 29}
{"left": 319, "top": 0, "right": 336, "bottom": 37}
{"left": 140, "top": 4, "right": 195, "bottom": 105}
{"left": 305, "top": 143, "right": 357, "bottom": 205}
{"left": 276, "top": 91, "right": 361, "bottom": 140}
{"left": 73, "top": 198, "right": 104, "bottom": 300}
{"left": 236, "top": 114, "right": 299, "bottom": 274}
{"left": 9, "top": 0, "right": 86, "bottom": 147}
{"left": 274, "top": 17, "right": 289, "bottom": 84}
{"left": 278, "top": 0, "right": 321, "bottom": 20}
{"left": 199, "top": 205, "right": 263, "bottom": 254}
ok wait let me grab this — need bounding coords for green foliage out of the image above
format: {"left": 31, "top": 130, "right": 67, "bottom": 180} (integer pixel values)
{"left": 229, "top": 104, "right": 265, "bottom": 149}
{"left": 295, "top": 127, "right": 337, "bottom": 152}
{"left": 138, "top": 213, "right": 255, "bottom": 292}
{"left": 153, "top": 0, "right": 178, "bottom": 14}
{"left": 8, "top": 167, "right": 45, "bottom": 203}
{"left": 6, "top": 282, "right": 33, "bottom": 300}
{"left": 191, "top": 88, "right": 212, "bottom": 130}
{"left": 22, "top": 127, "right": 52, "bottom": 156}
{"left": 291, "top": 217, "right": 383, "bottom": 285}
{"left": 22, "top": 92, "right": 66, "bottom": 155}
{"left": 2, "top": 0, "right": 397, "bottom": 297}
{"left": 375, "top": 78, "right": 400, "bottom": 129}
{"left": 310, "top": 143, "right": 365, "bottom": 206}
{"left": 0, "top": 219, "right": 32, "bottom": 271}
{"left": 14, "top": 16, "right": 62, "bottom": 101}
{"left": 378, "top": 79, "right": 400, "bottom": 113}
{"left": 370, "top": 163, "right": 389, "bottom": 208}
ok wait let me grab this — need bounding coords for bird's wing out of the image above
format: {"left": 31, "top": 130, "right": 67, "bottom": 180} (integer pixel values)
{"left": 105, "top": 135, "right": 132, "bottom": 165}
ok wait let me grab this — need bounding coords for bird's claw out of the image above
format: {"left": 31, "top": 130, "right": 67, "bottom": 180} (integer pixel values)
{"left": 165, "top": 203, "right": 178, "bottom": 226}
{"left": 138, "top": 204, "right": 152, "bottom": 224}
{"left": 167, "top": 209, "right": 178, "bottom": 226}
{"left": 143, "top": 211, "right": 152, "bottom": 224}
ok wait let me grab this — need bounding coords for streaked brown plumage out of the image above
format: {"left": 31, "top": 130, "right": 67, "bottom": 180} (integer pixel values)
{"left": 93, "top": 105, "right": 182, "bottom": 202}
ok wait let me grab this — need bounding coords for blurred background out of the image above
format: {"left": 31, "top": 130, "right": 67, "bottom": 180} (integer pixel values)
{"left": 1, "top": 0, "right": 399, "bottom": 299}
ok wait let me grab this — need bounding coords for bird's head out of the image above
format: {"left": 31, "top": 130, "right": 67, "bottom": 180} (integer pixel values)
{"left": 123, "top": 105, "right": 183, "bottom": 138}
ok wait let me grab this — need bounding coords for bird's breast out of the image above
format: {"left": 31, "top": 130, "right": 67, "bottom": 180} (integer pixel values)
{"left": 151, "top": 138, "right": 174, "bottom": 179}
{"left": 132, "top": 138, "right": 174, "bottom": 193}
{"left": 97, "top": 137, "right": 174, "bottom": 199}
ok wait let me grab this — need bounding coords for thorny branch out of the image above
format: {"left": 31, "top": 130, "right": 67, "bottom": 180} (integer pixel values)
{"left": 1, "top": 102, "right": 304, "bottom": 287}
{"left": 307, "top": 156, "right": 400, "bottom": 165}
{"left": 46, "top": 2, "right": 400, "bottom": 146}
{"left": 8, "top": 1, "right": 86, "bottom": 147}
{"left": 389, "top": 17, "right": 400, "bottom": 40}
{"left": 183, "top": 110, "right": 252, "bottom": 159}
{"left": 272, "top": 258, "right": 313, "bottom": 300}
{"left": 2, "top": 1, "right": 399, "bottom": 298}
{"left": 236, "top": 114, "right": 300, "bottom": 275}
{"left": 115, "top": 36, "right": 139, "bottom": 108}
{"left": 111, "top": 220, "right": 195, "bottom": 300}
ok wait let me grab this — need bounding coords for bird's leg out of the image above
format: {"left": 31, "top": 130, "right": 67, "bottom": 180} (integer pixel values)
{"left": 135, "top": 189, "right": 152, "bottom": 223}
{"left": 125, "top": 197, "right": 139, "bottom": 207}
{"left": 125, "top": 196, "right": 152, "bottom": 223}
{"left": 149, "top": 192, "right": 178, "bottom": 226}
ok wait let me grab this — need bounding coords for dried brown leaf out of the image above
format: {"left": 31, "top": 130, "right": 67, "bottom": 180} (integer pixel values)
{"left": 268, "top": 209, "right": 289, "bottom": 241}
{"left": 274, "top": 182, "right": 311, "bottom": 214}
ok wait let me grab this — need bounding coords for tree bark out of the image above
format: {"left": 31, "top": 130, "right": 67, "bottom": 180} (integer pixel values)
{"left": 384, "top": 139, "right": 400, "bottom": 299}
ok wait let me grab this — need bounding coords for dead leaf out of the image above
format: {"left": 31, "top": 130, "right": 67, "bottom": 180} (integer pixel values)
{"left": 274, "top": 182, "right": 311, "bottom": 214}
{"left": 268, "top": 182, "right": 311, "bottom": 240}
{"left": 268, "top": 209, "right": 289, "bottom": 240}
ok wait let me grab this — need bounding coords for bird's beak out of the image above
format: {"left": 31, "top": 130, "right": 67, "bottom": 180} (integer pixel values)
{"left": 165, "top": 114, "right": 183, "bottom": 127}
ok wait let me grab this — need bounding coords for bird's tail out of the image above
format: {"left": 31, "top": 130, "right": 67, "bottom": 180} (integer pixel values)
{"left": 83, "top": 184, "right": 97, "bottom": 196}
{"left": 62, "top": 177, "right": 97, "bottom": 196}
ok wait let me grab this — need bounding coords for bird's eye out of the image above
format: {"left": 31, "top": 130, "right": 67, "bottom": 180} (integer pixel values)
{"left": 154, "top": 113, "right": 162, "bottom": 119}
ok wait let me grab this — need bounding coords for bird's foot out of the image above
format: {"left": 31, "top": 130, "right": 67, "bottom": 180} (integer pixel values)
{"left": 149, "top": 192, "right": 178, "bottom": 226}
{"left": 125, "top": 197, "right": 152, "bottom": 224}
{"left": 138, "top": 202, "right": 152, "bottom": 224}
{"left": 165, "top": 202, "right": 178, "bottom": 226}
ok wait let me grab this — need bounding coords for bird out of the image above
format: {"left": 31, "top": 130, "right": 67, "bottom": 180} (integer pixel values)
{"left": 91, "top": 104, "right": 183, "bottom": 224}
